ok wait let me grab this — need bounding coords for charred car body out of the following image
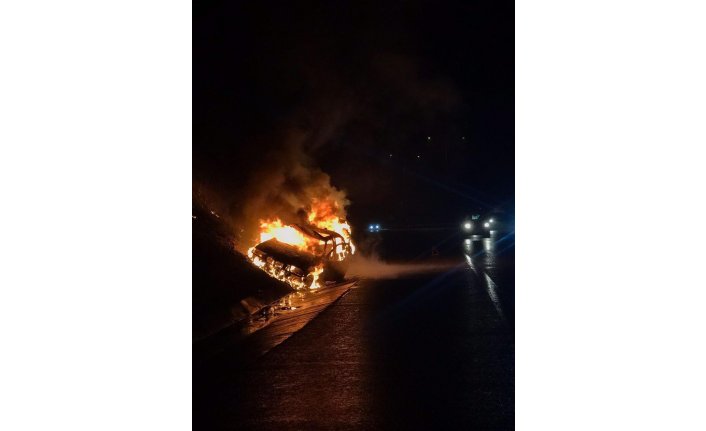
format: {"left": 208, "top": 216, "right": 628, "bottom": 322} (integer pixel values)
{"left": 248, "top": 223, "right": 353, "bottom": 289}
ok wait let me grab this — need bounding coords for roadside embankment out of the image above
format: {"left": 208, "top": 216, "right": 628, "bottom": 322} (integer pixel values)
{"left": 192, "top": 200, "right": 293, "bottom": 340}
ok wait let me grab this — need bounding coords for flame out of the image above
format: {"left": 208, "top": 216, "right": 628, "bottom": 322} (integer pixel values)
{"left": 306, "top": 199, "right": 355, "bottom": 256}
{"left": 246, "top": 200, "right": 355, "bottom": 290}
{"left": 258, "top": 219, "right": 310, "bottom": 249}
{"left": 309, "top": 265, "right": 324, "bottom": 289}
{"left": 247, "top": 246, "right": 316, "bottom": 290}
{"left": 307, "top": 199, "right": 348, "bottom": 233}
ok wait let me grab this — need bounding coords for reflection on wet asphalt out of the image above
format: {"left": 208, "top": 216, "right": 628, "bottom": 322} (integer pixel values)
{"left": 466, "top": 234, "right": 515, "bottom": 324}
{"left": 194, "top": 238, "right": 514, "bottom": 430}
{"left": 194, "top": 282, "right": 356, "bottom": 363}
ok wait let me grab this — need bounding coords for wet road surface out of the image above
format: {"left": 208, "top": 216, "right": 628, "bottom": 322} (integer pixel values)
{"left": 194, "top": 238, "right": 514, "bottom": 430}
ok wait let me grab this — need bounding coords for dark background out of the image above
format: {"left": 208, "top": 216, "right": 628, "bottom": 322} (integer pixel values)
{"left": 194, "top": 0, "right": 514, "bottom": 230}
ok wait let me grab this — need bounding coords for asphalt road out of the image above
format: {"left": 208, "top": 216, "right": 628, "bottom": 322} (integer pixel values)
{"left": 194, "top": 237, "right": 514, "bottom": 430}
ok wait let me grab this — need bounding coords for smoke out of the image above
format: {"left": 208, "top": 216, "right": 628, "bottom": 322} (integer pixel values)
{"left": 194, "top": 1, "right": 464, "bottom": 249}
{"left": 346, "top": 253, "right": 457, "bottom": 279}
{"left": 217, "top": 121, "right": 350, "bottom": 250}
{"left": 237, "top": 131, "right": 351, "bottom": 249}
{"left": 210, "top": 62, "right": 458, "bottom": 249}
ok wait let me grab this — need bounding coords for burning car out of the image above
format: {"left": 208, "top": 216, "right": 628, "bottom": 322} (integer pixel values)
{"left": 247, "top": 220, "right": 355, "bottom": 290}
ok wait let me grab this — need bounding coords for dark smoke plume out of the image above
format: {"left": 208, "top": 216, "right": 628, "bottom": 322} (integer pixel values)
{"left": 193, "top": 1, "right": 463, "bottom": 248}
{"left": 237, "top": 128, "right": 351, "bottom": 249}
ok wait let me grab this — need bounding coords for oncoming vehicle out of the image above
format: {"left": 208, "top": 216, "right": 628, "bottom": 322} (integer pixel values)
{"left": 461, "top": 214, "right": 502, "bottom": 240}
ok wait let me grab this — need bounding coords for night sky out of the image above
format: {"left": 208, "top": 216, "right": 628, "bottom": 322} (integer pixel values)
{"left": 194, "top": 0, "right": 514, "bottom": 229}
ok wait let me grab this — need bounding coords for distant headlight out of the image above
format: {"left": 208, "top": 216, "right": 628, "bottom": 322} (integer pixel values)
{"left": 463, "top": 222, "right": 472, "bottom": 230}
{"left": 484, "top": 222, "right": 490, "bottom": 228}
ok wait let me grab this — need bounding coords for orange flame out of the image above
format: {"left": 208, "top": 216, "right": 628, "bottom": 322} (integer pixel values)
{"left": 246, "top": 200, "right": 355, "bottom": 290}
{"left": 258, "top": 219, "right": 310, "bottom": 249}
{"left": 308, "top": 265, "right": 324, "bottom": 289}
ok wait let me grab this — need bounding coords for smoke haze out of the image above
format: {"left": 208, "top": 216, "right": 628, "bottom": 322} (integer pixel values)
{"left": 346, "top": 253, "right": 457, "bottom": 279}
{"left": 194, "top": 0, "right": 513, "bottom": 239}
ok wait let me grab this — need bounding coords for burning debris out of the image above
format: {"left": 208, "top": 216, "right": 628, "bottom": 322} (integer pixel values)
{"left": 247, "top": 218, "right": 355, "bottom": 290}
